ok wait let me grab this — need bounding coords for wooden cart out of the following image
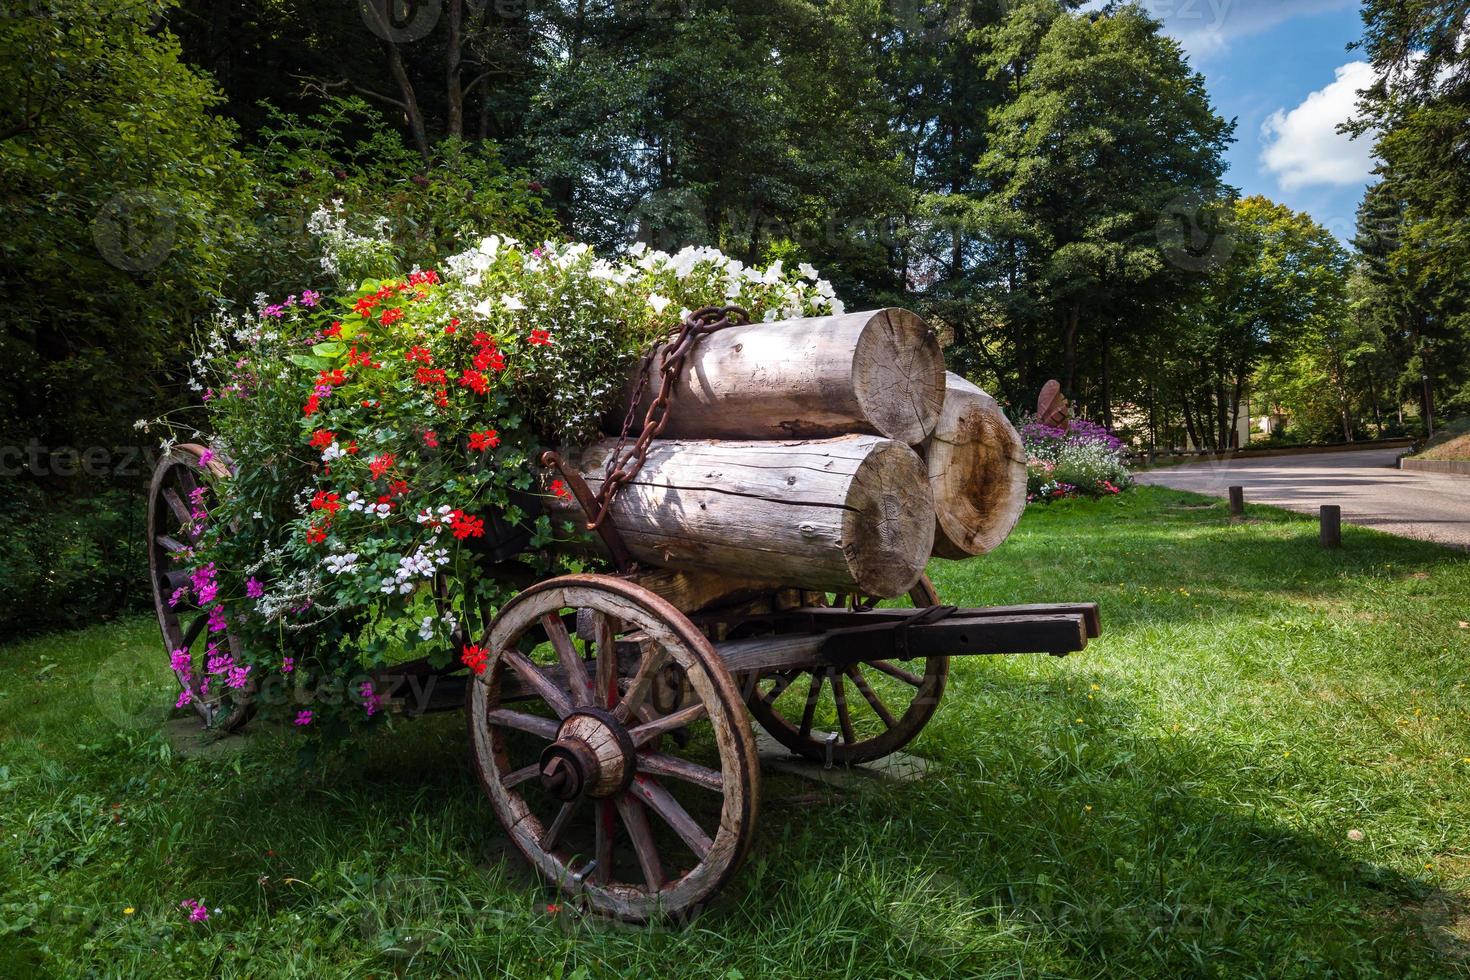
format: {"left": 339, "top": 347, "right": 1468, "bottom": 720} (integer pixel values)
{"left": 150, "top": 437, "right": 1099, "bottom": 922}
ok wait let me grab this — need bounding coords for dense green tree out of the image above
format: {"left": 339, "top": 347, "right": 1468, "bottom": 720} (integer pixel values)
{"left": 969, "top": 0, "right": 1233, "bottom": 418}
{"left": 0, "top": 0, "right": 253, "bottom": 453}
{"left": 1162, "top": 198, "right": 1348, "bottom": 450}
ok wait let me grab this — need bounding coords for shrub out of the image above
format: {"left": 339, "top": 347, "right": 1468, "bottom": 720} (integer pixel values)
{"left": 1019, "top": 417, "right": 1132, "bottom": 502}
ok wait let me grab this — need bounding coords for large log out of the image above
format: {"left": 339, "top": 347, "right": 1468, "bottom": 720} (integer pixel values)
{"left": 921, "top": 373, "right": 1027, "bottom": 558}
{"left": 553, "top": 435, "right": 935, "bottom": 597}
{"left": 614, "top": 309, "right": 946, "bottom": 445}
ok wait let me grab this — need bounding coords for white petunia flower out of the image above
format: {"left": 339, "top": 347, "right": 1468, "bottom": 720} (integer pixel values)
{"left": 647, "top": 293, "right": 672, "bottom": 315}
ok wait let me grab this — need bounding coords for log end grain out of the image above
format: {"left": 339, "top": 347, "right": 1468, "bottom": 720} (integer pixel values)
{"left": 841, "top": 439, "right": 936, "bottom": 597}
{"left": 852, "top": 309, "right": 947, "bottom": 446}
{"left": 924, "top": 375, "right": 1027, "bottom": 559}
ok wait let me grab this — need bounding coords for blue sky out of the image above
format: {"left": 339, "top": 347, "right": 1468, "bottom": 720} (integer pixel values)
{"left": 1091, "top": 1, "right": 1379, "bottom": 240}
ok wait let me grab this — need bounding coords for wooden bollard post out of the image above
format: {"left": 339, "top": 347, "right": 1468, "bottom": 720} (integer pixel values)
{"left": 1320, "top": 505, "right": 1342, "bottom": 549}
{"left": 1228, "top": 486, "right": 1244, "bottom": 518}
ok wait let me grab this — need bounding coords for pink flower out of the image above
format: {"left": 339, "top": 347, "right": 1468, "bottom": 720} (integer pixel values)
{"left": 226, "top": 665, "right": 251, "bottom": 689}
{"left": 294, "top": 710, "right": 313, "bottom": 726}
{"left": 180, "top": 898, "right": 209, "bottom": 923}
{"left": 169, "top": 648, "right": 191, "bottom": 673}
{"left": 207, "top": 605, "right": 228, "bottom": 633}
{"left": 175, "top": 687, "right": 193, "bottom": 708}
{"left": 198, "top": 449, "right": 214, "bottom": 466}
{"left": 281, "top": 656, "right": 295, "bottom": 674}
{"left": 300, "top": 289, "right": 320, "bottom": 307}
{"left": 360, "top": 681, "right": 381, "bottom": 717}
{"left": 246, "top": 577, "right": 264, "bottom": 599}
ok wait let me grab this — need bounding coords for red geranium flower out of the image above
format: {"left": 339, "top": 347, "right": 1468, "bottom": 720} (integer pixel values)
{"left": 380, "top": 307, "right": 405, "bottom": 326}
{"left": 468, "top": 429, "right": 500, "bottom": 452}
{"left": 354, "top": 296, "right": 378, "bottom": 319}
{"left": 308, "top": 429, "right": 335, "bottom": 449}
{"left": 461, "top": 644, "right": 488, "bottom": 675}
{"left": 303, "top": 395, "right": 321, "bottom": 416}
{"left": 422, "top": 430, "right": 439, "bottom": 448}
{"left": 550, "top": 479, "right": 571, "bottom": 500}
{"left": 528, "top": 328, "right": 552, "bottom": 347}
{"left": 369, "top": 453, "right": 395, "bottom": 480}
{"left": 311, "top": 491, "right": 340, "bottom": 515}
{"left": 305, "top": 522, "right": 328, "bottom": 545}
{"left": 323, "top": 321, "right": 343, "bottom": 339}
{"left": 316, "top": 369, "right": 347, "bottom": 387}
{"left": 459, "top": 369, "right": 489, "bottom": 395}
{"left": 347, "top": 346, "right": 376, "bottom": 368}
{"left": 449, "top": 509, "right": 485, "bottom": 540}
{"left": 404, "top": 345, "right": 433, "bottom": 365}
{"left": 473, "top": 348, "right": 506, "bottom": 372}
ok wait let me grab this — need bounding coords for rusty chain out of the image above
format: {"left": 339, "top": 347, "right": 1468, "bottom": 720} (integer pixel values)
{"left": 591, "top": 304, "right": 749, "bottom": 530}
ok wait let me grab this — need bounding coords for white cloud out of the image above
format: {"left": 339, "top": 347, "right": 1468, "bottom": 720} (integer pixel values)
{"left": 1260, "top": 61, "right": 1378, "bottom": 190}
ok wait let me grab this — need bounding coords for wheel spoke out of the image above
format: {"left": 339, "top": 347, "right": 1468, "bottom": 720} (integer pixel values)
{"left": 155, "top": 534, "right": 189, "bottom": 554}
{"left": 593, "top": 611, "right": 619, "bottom": 709}
{"left": 636, "top": 751, "right": 723, "bottom": 792}
{"left": 846, "top": 665, "right": 897, "bottom": 729}
{"left": 484, "top": 708, "right": 558, "bottom": 739}
{"left": 543, "top": 613, "right": 594, "bottom": 707}
{"left": 798, "top": 670, "right": 824, "bottom": 738}
{"left": 181, "top": 613, "right": 208, "bottom": 647}
{"left": 161, "top": 487, "right": 191, "bottom": 526}
{"left": 593, "top": 799, "right": 614, "bottom": 885}
{"left": 499, "top": 648, "right": 573, "bottom": 718}
{"left": 613, "top": 640, "right": 670, "bottom": 723}
{"left": 629, "top": 776, "right": 712, "bottom": 860}
{"left": 628, "top": 702, "right": 706, "bottom": 747}
{"left": 542, "top": 799, "right": 582, "bottom": 852}
{"left": 615, "top": 795, "right": 665, "bottom": 892}
{"left": 758, "top": 671, "right": 796, "bottom": 707}
{"left": 503, "top": 763, "right": 540, "bottom": 789}
{"left": 832, "top": 670, "right": 856, "bottom": 744}
{"left": 868, "top": 659, "right": 924, "bottom": 687}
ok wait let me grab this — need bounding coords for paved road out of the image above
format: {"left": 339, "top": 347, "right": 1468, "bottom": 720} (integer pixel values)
{"left": 1135, "top": 448, "right": 1470, "bottom": 550}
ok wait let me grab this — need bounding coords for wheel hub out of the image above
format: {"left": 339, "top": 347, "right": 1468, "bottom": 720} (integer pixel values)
{"left": 538, "top": 707, "right": 636, "bottom": 801}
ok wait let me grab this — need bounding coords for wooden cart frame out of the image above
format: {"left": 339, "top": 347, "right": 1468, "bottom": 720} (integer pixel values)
{"left": 150, "top": 443, "right": 1099, "bottom": 922}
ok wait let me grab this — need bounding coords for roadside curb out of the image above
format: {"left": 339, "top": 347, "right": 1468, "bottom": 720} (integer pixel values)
{"left": 1400, "top": 457, "right": 1470, "bottom": 477}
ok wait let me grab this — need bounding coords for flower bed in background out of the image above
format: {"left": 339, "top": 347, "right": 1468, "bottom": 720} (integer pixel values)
{"left": 1020, "top": 417, "right": 1132, "bottom": 502}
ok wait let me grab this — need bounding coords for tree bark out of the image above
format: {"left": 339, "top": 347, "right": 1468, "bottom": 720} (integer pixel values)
{"left": 921, "top": 374, "right": 1027, "bottom": 559}
{"left": 616, "top": 309, "right": 946, "bottom": 445}
{"left": 1062, "top": 301, "right": 1080, "bottom": 396}
{"left": 552, "top": 436, "right": 936, "bottom": 597}
{"left": 361, "top": 1, "right": 430, "bottom": 161}
{"left": 446, "top": 0, "right": 463, "bottom": 137}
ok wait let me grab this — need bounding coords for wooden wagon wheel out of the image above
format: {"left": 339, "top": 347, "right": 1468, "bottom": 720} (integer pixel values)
{"left": 467, "top": 574, "right": 760, "bottom": 922}
{"left": 147, "top": 443, "right": 251, "bottom": 730}
{"left": 744, "top": 574, "right": 948, "bottom": 765}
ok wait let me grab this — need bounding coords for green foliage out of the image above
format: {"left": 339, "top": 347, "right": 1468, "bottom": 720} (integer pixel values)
{"left": 241, "top": 97, "right": 560, "bottom": 299}
{"left": 0, "top": 0, "right": 254, "bottom": 450}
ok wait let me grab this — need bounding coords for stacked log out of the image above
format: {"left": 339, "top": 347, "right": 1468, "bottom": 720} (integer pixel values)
{"left": 552, "top": 436, "right": 934, "bottom": 597}
{"left": 550, "top": 309, "right": 1026, "bottom": 598}
{"left": 921, "top": 374, "right": 1027, "bottom": 558}
{"left": 614, "top": 308, "right": 946, "bottom": 445}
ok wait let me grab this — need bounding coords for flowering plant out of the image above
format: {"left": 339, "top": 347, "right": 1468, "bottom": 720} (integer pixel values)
{"left": 153, "top": 212, "right": 844, "bottom": 729}
{"left": 1020, "top": 415, "right": 1132, "bottom": 502}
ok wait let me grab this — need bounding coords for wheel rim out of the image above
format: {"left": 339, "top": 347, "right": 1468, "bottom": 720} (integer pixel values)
{"left": 744, "top": 575, "right": 948, "bottom": 765}
{"left": 468, "top": 574, "right": 759, "bottom": 922}
{"left": 147, "top": 444, "right": 250, "bottom": 730}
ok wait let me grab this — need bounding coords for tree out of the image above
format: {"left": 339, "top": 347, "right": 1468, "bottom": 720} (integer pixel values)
{"left": 0, "top": 0, "right": 253, "bottom": 453}
{"left": 970, "top": 0, "right": 1233, "bottom": 420}
{"left": 1166, "top": 198, "right": 1349, "bottom": 450}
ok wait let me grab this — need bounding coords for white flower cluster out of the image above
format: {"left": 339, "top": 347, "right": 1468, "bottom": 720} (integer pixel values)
{"left": 306, "top": 200, "right": 395, "bottom": 283}
{"left": 379, "top": 545, "right": 450, "bottom": 595}
{"left": 323, "top": 552, "right": 360, "bottom": 576}
{"left": 344, "top": 490, "right": 391, "bottom": 519}
{"left": 415, "top": 505, "right": 454, "bottom": 534}
{"left": 417, "top": 608, "right": 458, "bottom": 642}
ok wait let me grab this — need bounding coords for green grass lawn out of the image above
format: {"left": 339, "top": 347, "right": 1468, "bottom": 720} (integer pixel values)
{"left": 3, "top": 486, "right": 1469, "bottom": 977}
